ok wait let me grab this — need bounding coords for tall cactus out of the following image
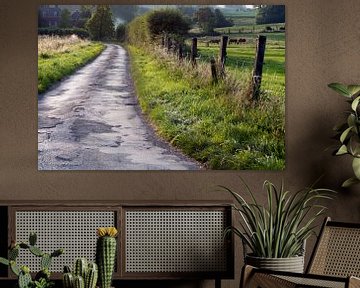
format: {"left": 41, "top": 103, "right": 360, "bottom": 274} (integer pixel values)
{"left": 74, "top": 258, "right": 88, "bottom": 279}
{"left": 85, "top": 262, "right": 98, "bottom": 288}
{"left": 96, "top": 227, "right": 118, "bottom": 288}
{"left": 74, "top": 275, "right": 85, "bottom": 288}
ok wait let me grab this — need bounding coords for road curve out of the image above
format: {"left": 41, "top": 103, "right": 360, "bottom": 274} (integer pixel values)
{"left": 38, "top": 44, "right": 200, "bottom": 170}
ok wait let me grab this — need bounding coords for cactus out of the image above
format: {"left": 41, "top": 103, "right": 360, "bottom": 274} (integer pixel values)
{"left": 74, "top": 275, "right": 85, "bottom": 288}
{"left": 0, "top": 232, "right": 63, "bottom": 288}
{"left": 29, "top": 232, "right": 37, "bottom": 246}
{"left": 74, "top": 258, "right": 87, "bottom": 279}
{"left": 96, "top": 227, "right": 118, "bottom": 288}
{"left": 85, "top": 263, "right": 98, "bottom": 288}
{"left": 18, "top": 270, "right": 32, "bottom": 288}
{"left": 63, "top": 260, "right": 98, "bottom": 288}
{"left": 29, "top": 246, "right": 44, "bottom": 257}
{"left": 63, "top": 272, "right": 74, "bottom": 288}
{"left": 41, "top": 253, "right": 52, "bottom": 270}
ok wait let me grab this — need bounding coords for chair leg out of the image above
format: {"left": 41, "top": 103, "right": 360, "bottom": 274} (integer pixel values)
{"left": 349, "top": 276, "right": 360, "bottom": 288}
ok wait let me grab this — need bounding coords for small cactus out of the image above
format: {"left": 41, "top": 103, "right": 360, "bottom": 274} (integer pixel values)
{"left": 29, "top": 233, "right": 37, "bottom": 246}
{"left": 63, "top": 259, "right": 98, "bottom": 288}
{"left": 74, "top": 275, "right": 85, "bottom": 288}
{"left": 74, "top": 258, "right": 88, "bottom": 279}
{"left": 96, "top": 227, "right": 118, "bottom": 288}
{"left": 63, "top": 272, "right": 74, "bottom": 288}
{"left": 0, "top": 232, "right": 63, "bottom": 288}
{"left": 41, "top": 253, "right": 52, "bottom": 270}
{"left": 85, "top": 263, "right": 98, "bottom": 288}
{"left": 18, "top": 269, "right": 32, "bottom": 288}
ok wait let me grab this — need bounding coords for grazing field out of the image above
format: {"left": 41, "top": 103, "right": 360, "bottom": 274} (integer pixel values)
{"left": 38, "top": 35, "right": 104, "bottom": 93}
{"left": 196, "top": 36, "right": 285, "bottom": 98}
{"left": 129, "top": 45, "right": 285, "bottom": 170}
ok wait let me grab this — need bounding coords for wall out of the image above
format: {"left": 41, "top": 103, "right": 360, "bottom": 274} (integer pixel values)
{"left": 0, "top": 0, "right": 360, "bottom": 287}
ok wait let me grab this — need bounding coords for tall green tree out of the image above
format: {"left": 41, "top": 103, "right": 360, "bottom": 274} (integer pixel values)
{"left": 214, "top": 8, "right": 233, "bottom": 28}
{"left": 86, "top": 5, "right": 115, "bottom": 40}
{"left": 59, "top": 8, "right": 71, "bottom": 28}
{"left": 195, "top": 7, "right": 216, "bottom": 34}
{"left": 256, "top": 5, "right": 285, "bottom": 24}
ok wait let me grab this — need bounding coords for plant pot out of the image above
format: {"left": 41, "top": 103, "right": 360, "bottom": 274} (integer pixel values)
{"left": 245, "top": 254, "right": 305, "bottom": 273}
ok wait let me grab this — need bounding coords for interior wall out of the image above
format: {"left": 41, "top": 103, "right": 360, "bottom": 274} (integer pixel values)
{"left": 1, "top": 0, "right": 360, "bottom": 287}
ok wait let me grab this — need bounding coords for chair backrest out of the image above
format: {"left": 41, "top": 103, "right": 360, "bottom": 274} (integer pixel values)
{"left": 307, "top": 217, "right": 360, "bottom": 277}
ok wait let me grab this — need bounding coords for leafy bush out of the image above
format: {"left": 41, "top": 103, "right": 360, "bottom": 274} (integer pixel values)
{"left": 38, "top": 28, "right": 89, "bottom": 38}
{"left": 127, "top": 9, "right": 189, "bottom": 46}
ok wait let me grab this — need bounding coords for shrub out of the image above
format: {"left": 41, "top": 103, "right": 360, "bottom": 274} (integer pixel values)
{"left": 38, "top": 28, "right": 90, "bottom": 38}
{"left": 127, "top": 9, "right": 189, "bottom": 46}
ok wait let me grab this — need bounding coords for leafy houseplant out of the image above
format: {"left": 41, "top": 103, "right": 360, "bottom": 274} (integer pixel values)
{"left": 0, "top": 232, "right": 63, "bottom": 288}
{"left": 328, "top": 83, "right": 360, "bottom": 187}
{"left": 222, "top": 180, "right": 334, "bottom": 272}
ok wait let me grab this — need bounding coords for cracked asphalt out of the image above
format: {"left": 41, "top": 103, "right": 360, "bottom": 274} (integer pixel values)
{"left": 38, "top": 44, "right": 201, "bottom": 170}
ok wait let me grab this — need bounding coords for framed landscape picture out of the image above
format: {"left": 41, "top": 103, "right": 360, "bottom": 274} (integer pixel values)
{"left": 37, "top": 4, "right": 285, "bottom": 170}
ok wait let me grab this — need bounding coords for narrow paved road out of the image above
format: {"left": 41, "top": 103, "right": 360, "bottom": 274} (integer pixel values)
{"left": 38, "top": 44, "right": 200, "bottom": 170}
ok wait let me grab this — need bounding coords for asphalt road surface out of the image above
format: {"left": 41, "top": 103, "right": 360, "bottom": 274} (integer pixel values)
{"left": 38, "top": 44, "right": 200, "bottom": 170}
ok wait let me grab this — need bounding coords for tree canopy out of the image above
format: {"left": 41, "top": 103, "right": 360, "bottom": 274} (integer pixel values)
{"left": 147, "top": 9, "right": 190, "bottom": 38}
{"left": 195, "top": 7, "right": 232, "bottom": 34}
{"left": 86, "top": 5, "right": 115, "bottom": 40}
{"left": 256, "top": 5, "right": 285, "bottom": 24}
{"left": 59, "top": 8, "right": 71, "bottom": 28}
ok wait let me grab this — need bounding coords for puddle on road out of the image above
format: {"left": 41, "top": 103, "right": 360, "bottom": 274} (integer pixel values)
{"left": 70, "top": 118, "right": 114, "bottom": 142}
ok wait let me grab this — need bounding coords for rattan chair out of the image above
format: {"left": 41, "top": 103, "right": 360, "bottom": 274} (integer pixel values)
{"left": 241, "top": 217, "right": 360, "bottom": 288}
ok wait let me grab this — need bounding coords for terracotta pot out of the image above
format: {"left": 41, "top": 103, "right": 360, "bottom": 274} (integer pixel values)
{"left": 245, "top": 254, "right": 305, "bottom": 273}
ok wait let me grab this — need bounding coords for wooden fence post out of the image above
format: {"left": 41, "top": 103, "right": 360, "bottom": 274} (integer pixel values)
{"left": 161, "top": 35, "right": 165, "bottom": 47}
{"left": 219, "top": 35, "right": 228, "bottom": 77}
{"left": 178, "top": 44, "right": 183, "bottom": 61}
{"left": 252, "top": 35, "right": 267, "bottom": 101}
{"left": 167, "top": 37, "right": 172, "bottom": 52}
{"left": 210, "top": 57, "right": 218, "bottom": 84}
{"left": 191, "top": 37, "right": 197, "bottom": 65}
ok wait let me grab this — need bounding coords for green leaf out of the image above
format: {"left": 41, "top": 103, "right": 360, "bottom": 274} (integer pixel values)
{"left": 352, "top": 96, "right": 360, "bottom": 111}
{"left": 0, "top": 257, "right": 9, "bottom": 266}
{"left": 352, "top": 157, "right": 360, "bottom": 179}
{"left": 328, "top": 83, "right": 352, "bottom": 97}
{"left": 342, "top": 177, "right": 360, "bottom": 188}
{"left": 340, "top": 126, "right": 353, "bottom": 143}
{"left": 348, "top": 85, "right": 360, "bottom": 97}
{"left": 336, "top": 144, "right": 348, "bottom": 155}
{"left": 347, "top": 114, "right": 356, "bottom": 128}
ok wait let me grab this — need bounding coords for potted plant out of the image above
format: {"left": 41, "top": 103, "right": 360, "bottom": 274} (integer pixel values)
{"left": 222, "top": 179, "right": 334, "bottom": 273}
{"left": 328, "top": 83, "right": 360, "bottom": 187}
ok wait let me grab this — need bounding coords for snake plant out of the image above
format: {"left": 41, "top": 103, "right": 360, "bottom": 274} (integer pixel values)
{"left": 222, "top": 179, "right": 335, "bottom": 258}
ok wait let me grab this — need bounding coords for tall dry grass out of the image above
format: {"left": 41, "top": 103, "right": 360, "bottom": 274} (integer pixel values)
{"left": 38, "top": 35, "right": 90, "bottom": 55}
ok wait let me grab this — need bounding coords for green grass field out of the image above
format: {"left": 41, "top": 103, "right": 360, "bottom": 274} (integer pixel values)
{"left": 38, "top": 37, "right": 104, "bottom": 93}
{"left": 128, "top": 45, "right": 285, "bottom": 170}
{"left": 196, "top": 38, "right": 285, "bottom": 98}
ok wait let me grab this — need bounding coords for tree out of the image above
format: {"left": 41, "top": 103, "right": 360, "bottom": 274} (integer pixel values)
{"left": 59, "top": 8, "right": 71, "bottom": 28}
{"left": 256, "top": 5, "right": 285, "bottom": 24}
{"left": 147, "top": 9, "right": 190, "bottom": 38}
{"left": 214, "top": 8, "right": 233, "bottom": 28}
{"left": 195, "top": 7, "right": 216, "bottom": 34}
{"left": 115, "top": 23, "right": 126, "bottom": 42}
{"left": 86, "top": 5, "right": 115, "bottom": 40}
{"left": 111, "top": 5, "right": 138, "bottom": 23}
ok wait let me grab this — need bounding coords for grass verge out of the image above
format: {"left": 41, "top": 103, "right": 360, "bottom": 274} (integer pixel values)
{"left": 38, "top": 41, "right": 105, "bottom": 93}
{"left": 128, "top": 45, "right": 285, "bottom": 170}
